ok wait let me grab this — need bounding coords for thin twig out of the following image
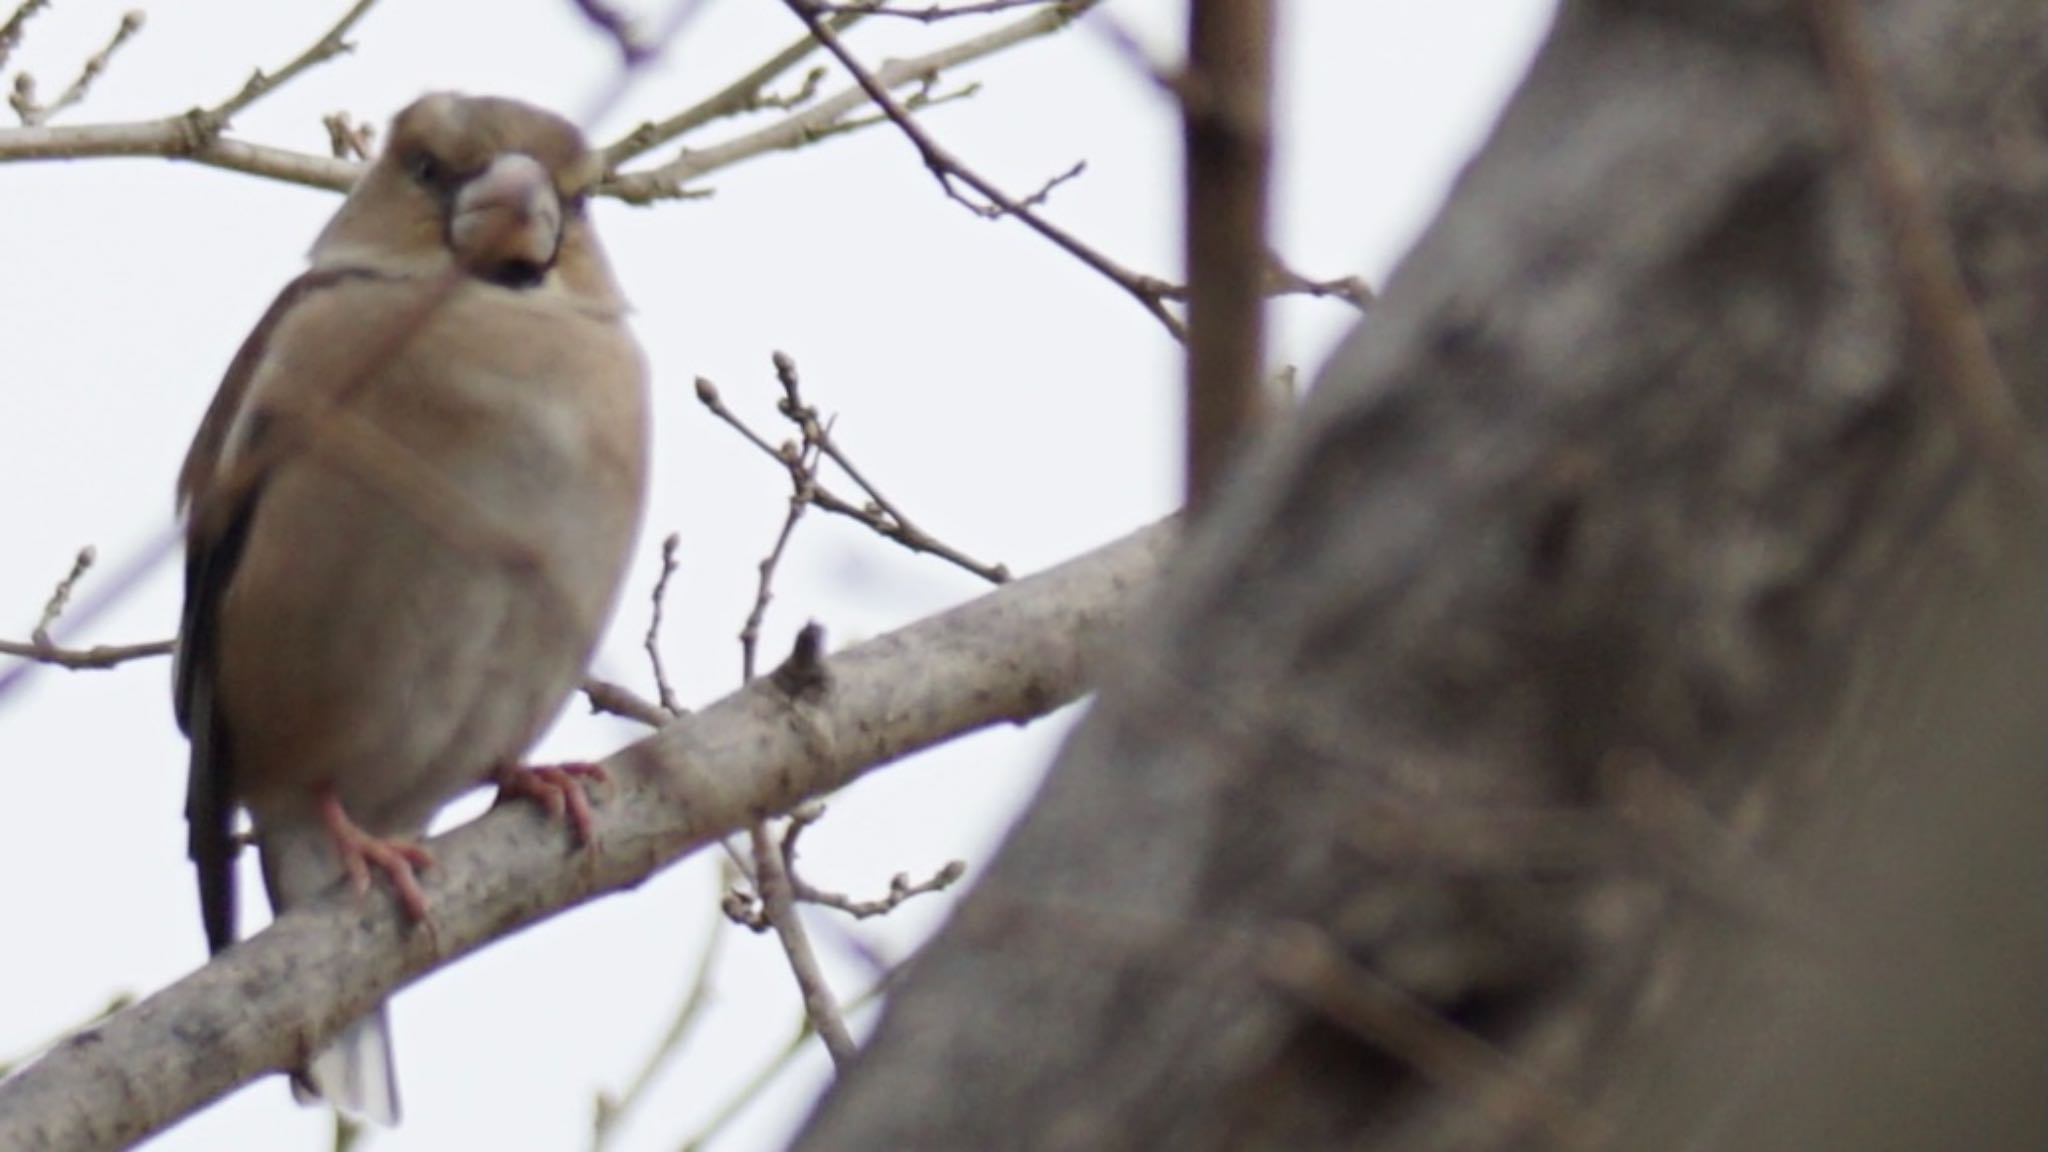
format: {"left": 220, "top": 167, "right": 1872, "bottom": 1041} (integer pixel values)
{"left": 1261, "top": 254, "right": 1372, "bottom": 309}
{"left": 606, "top": 2, "right": 1087, "bottom": 202}
{"left": 643, "top": 532, "right": 686, "bottom": 715}
{"left": 696, "top": 372, "right": 1010, "bottom": 583}
{"left": 599, "top": 8, "right": 868, "bottom": 171}
{"left": 12, "top": 9, "right": 144, "bottom": 126}
{"left": 790, "top": 858, "right": 967, "bottom": 918}
{"left": 722, "top": 415, "right": 859, "bottom": 1071}
{"left": 31, "top": 546, "right": 94, "bottom": 645}
{"left": 0, "top": 0, "right": 50, "bottom": 75}
{"left": 738, "top": 441, "right": 819, "bottom": 685}
{"left": 320, "top": 112, "right": 374, "bottom": 160}
{"left": 992, "top": 156, "right": 1084, "bottom": 216}
{"left": 580, "top": 677, "right": 672, "bottom": 727}
{"left": 778, "top": 801, "right": 964, "bottom": 916}
{"left": 197, "top": 0, "right": 379, "bottom": 133}
{"left": 747, "top": 821, "right": 858, "bottom": 1066}
{"left": 778, "top": 0, "right": 1189, "bottom": 339}
{"left": 1, "top": 1, "right": 1081, "bottom": 204}
{"left": 0, "top": 636, "right": 174, "bottom": 671}
{"left": 770, "top": 351, "right": 993, "bottom": 580}
{"left": 809, "top": 0, "right": 1054, "bottom": 20}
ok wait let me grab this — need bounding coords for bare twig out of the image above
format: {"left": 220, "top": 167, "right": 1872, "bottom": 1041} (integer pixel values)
{"left": 1262, "top": 254, "right": 1372, "bottom": 309}
{"left": 643, "top": 532, "right": 686, "bottom": 715}
{"left": 0, "top": 121, "right": 358, "bottom": 189}
{"left": 747, "top": 821, "right": 858, "bottom": 1066}
{"left": 1181, "top": 0, "right": 1273, "bottom": 511}
{"left": 579, "top": 677, "right": 672, "bottom": 727}
{"left": 777, "top": 0, "right": 1190, "bottom": 339}
{"left": 1805, "top": 0, "right": 2046, "bottom": 500}
{"left": 739, "top": 450, "right": 819, "bottom": 686}
{"left": 0, "top": 0, "right": 50, "bottom": 75}
{"left": 776, "top": 799, "right": 964, "bottom": 916}
{"left": 10, "top": 9, "right": 144, "bottom": 126}
{"left": 31, "top": 546, "right": 94, "bottom": 645}
{"left": 791, "top": 857, "right": 967, "bottom": 918}
{"left": 771, "top": 351, "right": 1010, "bottom": 582}
{"left": 2, "top": 1, "right": 1082, "bottom": 206}
{"left": 713, "top": 345, "right": 991, "bottom": 1077}
{"left": 0, "top": 545, "right": 176, "bottom": 670}
{"left": 991, "top": 156, "right": 1083, "bottom": 216}
{"left": 0, "top": 635, "right": 174, "bottom": 671}
{"left": 4, "top": 594, "right": 668, "bottom": 725}
{"left": 198, "top": 0, "right": 378, "bottom": 134}
{"left": 809, "top": 0, "right": 1054, "bottom": 20}
{"left": 320, "top": 112, "right": 374, "bottom": 160}
{"left": 606, "top": 2, "right": 1087, "bottom": 203}
{"left": 599, "top": 8, "right": 868, "bottom": 171}
{"left": 711, "top": 413, "right": 859, "bottom": 1072}
{"left": 696, "top": 369, "right": 1011, "bottom": 583}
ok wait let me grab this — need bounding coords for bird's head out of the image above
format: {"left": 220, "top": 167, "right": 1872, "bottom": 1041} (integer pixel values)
{"left": 311, "top": 93, "right": 620, "bottom": 303}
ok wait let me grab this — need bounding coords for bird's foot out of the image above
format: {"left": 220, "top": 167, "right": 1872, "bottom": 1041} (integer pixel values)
{"left": 491, "top": 760, "right": 608, "bottom": 846}
{"left": 318, "top": 789, "right": 433, "bottom": 922}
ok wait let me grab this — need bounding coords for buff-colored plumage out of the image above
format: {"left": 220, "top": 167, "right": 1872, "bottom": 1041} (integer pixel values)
{"left": 173, "top": 93, "right": 649, "bottom": 1124}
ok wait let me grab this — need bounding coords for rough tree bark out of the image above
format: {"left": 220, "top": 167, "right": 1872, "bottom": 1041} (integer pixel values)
{"left": 793, "top": 2, "right": 2047, "bottom": 1149}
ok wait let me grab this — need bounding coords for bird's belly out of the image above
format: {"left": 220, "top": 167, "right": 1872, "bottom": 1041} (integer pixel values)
{"left": 220, "top": 450, "right": 621, "bottom": 838}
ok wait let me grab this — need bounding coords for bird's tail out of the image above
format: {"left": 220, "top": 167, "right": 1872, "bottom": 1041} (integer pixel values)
{"left": 294, "top": 1005, "right": 401, "bottom": 1126}
{"left": 263, "top": 820, "right": 403, "bottom": 1125}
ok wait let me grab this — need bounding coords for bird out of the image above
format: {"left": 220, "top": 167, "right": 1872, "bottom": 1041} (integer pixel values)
{"left": 172, "top": 93, "right": 650, "bottom": 1124}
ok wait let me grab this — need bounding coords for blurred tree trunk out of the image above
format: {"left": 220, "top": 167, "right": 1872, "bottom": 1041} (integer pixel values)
{"left": 793, "top": 0, "right": 2047, "bottom": 1148}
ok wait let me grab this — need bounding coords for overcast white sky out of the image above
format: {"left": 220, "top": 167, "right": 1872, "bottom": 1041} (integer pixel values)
{"left": 0, "top": 2, "right": 1554, "bottom": 1148}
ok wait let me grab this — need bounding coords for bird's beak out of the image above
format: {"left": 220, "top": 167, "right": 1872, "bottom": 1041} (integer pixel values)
{"left": 450, "top": 153, "right": 563, "bottom": 281}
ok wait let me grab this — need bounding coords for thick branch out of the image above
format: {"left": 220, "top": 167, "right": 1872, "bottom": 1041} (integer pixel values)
{"left": 0, "top": 520, "right": 1171, "bottom": 1152}
{"left": 1181, "top": 0, "right": 1273, "bottom": 510}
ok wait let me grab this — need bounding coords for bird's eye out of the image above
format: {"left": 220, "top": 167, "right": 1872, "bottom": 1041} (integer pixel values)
{"left": 405, "top": 150, "right": 448, "bottom": 189}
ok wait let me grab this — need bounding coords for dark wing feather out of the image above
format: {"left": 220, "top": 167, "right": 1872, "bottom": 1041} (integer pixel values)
{"left": 179, "top": 536, "right": 249, "bottom": 955}
{"left": 174, "top": 268, "right": 363, "bottom": 954}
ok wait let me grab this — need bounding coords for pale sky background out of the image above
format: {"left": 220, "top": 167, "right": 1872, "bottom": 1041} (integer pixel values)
{"left": 0, "top": 2, "right": 1555, "bottom": 1149}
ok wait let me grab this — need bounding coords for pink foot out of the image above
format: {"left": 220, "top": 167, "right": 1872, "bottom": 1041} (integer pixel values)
{"left": 492, "top": 761, "right": 609, "bottom": 846}
{"left": 318, "top": 788, "right": 433, "bottom": 922}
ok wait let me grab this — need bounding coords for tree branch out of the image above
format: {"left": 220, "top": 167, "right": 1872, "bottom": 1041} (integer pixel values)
{"left": 778, "top": 0, "right": 1184, "bottom": 340}
{"left": 605, "top": 0, "right": 1094, "bottom": 203}
{"left": 0, "top": 519, "right": 1171, "bottom": 1152}
{"left": 1180, "top": 0, "right": 1273, "bottom": 509}
{"left": 0, "top": 0, "right": 1092, "bottom": 201}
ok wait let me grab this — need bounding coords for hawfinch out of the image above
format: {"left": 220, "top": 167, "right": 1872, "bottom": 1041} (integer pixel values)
{"left": 173, "top": 93, "right": 649, "bottom": 1123}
